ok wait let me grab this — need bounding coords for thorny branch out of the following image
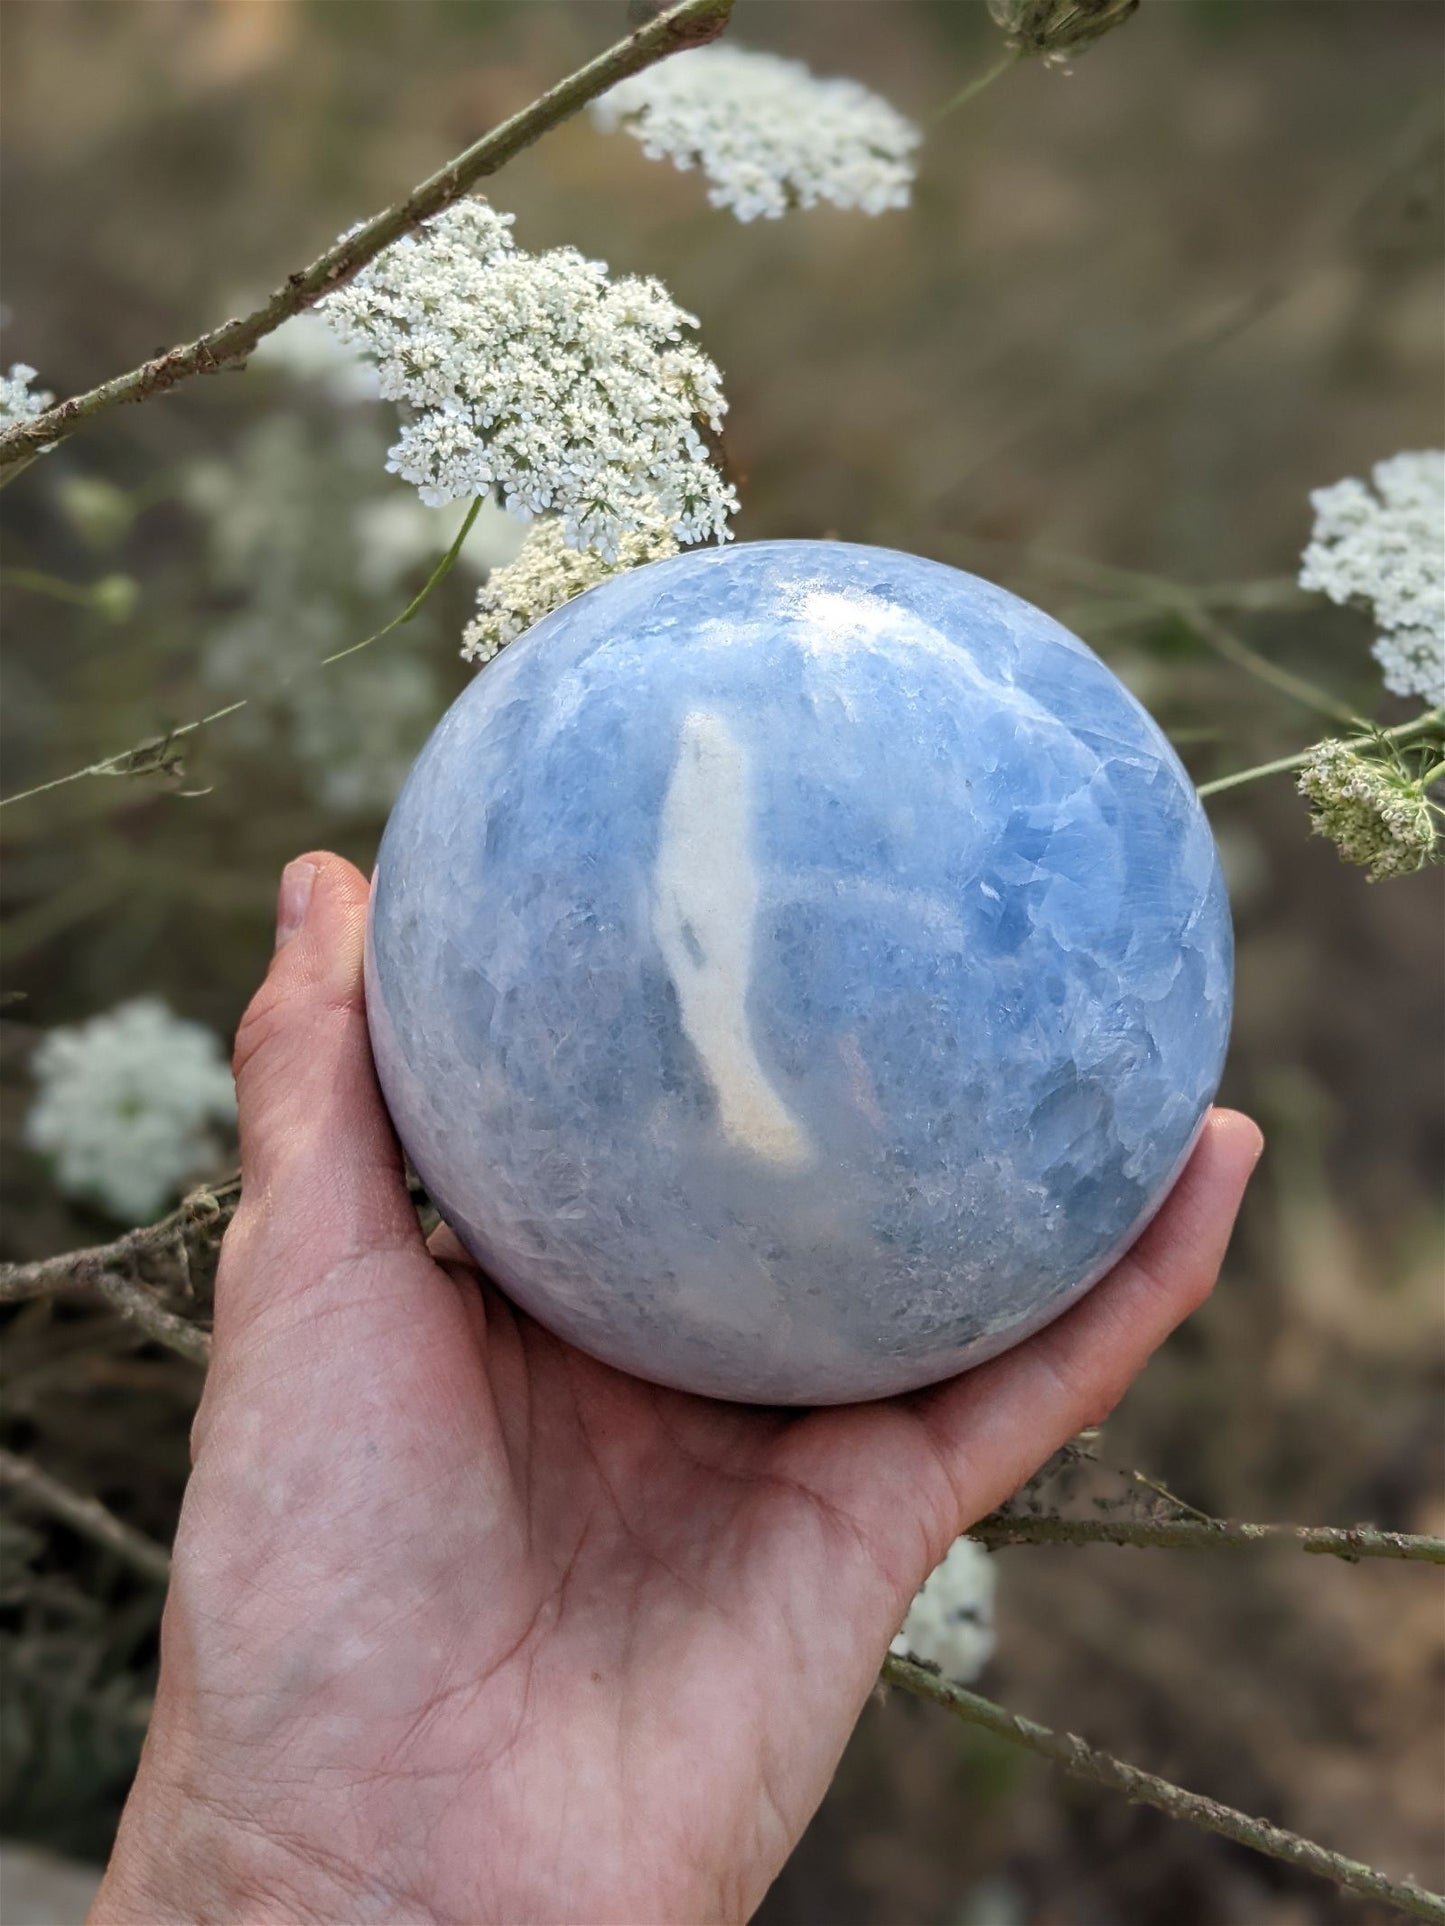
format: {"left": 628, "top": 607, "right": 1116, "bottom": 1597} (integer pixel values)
{"left": 883, "top": 1656, "right": 1445, "bottom": 1923}
{"left": 969, "top": 1510, "right": 1445, "bottom": 1565}
{"left": 0, "top": 1168, "right": 443, "bottom": 1357}
{"left": 0, "top": 1176, "right": 236, "bottom": 1362}
{"left": 0, "top": 1181, "right": 239, "bottom": 1312}
{"left": 0, "top": 0, "right": 734, "bottom": 470}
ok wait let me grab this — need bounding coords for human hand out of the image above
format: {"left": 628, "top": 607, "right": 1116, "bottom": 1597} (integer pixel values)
{"left": 94, "top": 852, "right": 1262, "bottom": 1926}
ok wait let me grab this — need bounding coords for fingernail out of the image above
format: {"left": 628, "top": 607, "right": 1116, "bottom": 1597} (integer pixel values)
{"left": 275, "top": 860, "right": 317, "bottom": 950}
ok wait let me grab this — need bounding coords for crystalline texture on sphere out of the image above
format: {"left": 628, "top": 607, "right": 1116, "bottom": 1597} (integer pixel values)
{"left": 367, "top": 541, "right": 1233, "bottom": 1405}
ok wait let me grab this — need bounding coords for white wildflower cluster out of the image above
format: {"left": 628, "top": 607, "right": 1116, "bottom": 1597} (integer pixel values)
{"left": 320, "top": 200, "right": 736, "bottom": 558}
{"left": 1296, "top": 739, "right": 1440, "bottom": 883}
{"left": 25, "top": 1000, "right": 237, "bottom": 1224}
{"left": 591, "top": 45, "right": 920, "bottom": 224}
{"left": 890, "top": 1539, "right": 998, "bottom": 1685}
{"left": 1299, "top": 450, "right": 1445, "bottom": 708}
{"left": 0, "top": 362, "right": 53, "bottom": 427}
{"left": 462, "top": 514, "right": 679, "bottom": 666}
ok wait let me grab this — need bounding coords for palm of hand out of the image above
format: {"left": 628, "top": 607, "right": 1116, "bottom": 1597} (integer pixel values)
{"left": 99, "top": 855, "right": 1258, "bottom": 1926}
{"left": 162, "top": 1229, "right": 958, "bottom": 1925}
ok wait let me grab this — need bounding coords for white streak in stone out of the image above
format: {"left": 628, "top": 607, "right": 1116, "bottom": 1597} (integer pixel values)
{"left": 653, "top": 711, "right": 811, "bottom": 1167}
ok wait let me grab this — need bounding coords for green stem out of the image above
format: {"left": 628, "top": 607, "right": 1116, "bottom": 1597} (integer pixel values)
{"left": 310, "top": 493, "right": 483, "bottom": 669}
{"left": 883, "top": 1658, "right": 1445, "bottom": 1923}
{"left": 1197, "top": 710, "right": 1444, "bottom": 800}
{"left": 2, "top": 567, "right": 101, "bottom": 607}
{"left": 929, "top": 45, "right": 1022, "bottom": 124}
{"left": 0, "top": 0, "right": 734, "bottom": 469}
{"left": 0, "top": 497, "right": 483, "bottom": 811}
{"left": 1179, "top": 602, "right": 1358, "bottom": 725}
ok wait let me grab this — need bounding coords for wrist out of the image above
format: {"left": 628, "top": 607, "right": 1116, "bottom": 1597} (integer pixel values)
{"left": 94, "top": 1765, "right": 409, "bottom": 1926}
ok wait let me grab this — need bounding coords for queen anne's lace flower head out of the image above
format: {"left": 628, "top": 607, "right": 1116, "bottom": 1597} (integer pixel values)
{"left": 1296, "top": 739, "right": 1440, "bottom": 882}
{"left": 320, "top": 200, "right": 736, "bottom": 560}
{"left": 25, "top": 999, "right": 237, "bottom": 1223}
{"left": 591, "top": 46, "right": 919, "bottom": 224}
{"left": 462, "top": 515, "right": 679, "bottom": 666}
{"left": 0, "top": 363, "right": 53, "bottom": 428}
{"left": 1299, "top": 450, "right": 1445, "bottom": 708}
{"left": 889, "top": 1539, "right": 997, "bottom": 1685}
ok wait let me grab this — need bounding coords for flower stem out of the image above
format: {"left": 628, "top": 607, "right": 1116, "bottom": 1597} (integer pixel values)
{"left": 1197, "top": 710, "right": 1443, "bottom": 800}
{"left": 929, "top": 45, "right": 1022, "bottom": 125}
{"left": 1178, "top": 601, "right": 1358, "bottom": 725}
{"left": 311, "top": 494, "right": 483, "bottom": 670}
{"left": 0, "top": 497, "right": 484, "bottom": 811}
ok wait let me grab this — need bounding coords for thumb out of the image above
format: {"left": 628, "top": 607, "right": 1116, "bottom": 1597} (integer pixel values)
{"left": 219, "top": 851, "right": 422, "bottom": 1335}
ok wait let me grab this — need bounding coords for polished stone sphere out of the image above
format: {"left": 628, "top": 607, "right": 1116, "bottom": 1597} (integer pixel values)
{"left": 367, "top": 541, "right": 1232, "bottom": 1404}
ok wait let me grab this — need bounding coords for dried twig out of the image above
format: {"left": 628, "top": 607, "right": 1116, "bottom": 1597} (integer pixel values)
{"left": 883, "top": 1657, "right": 1445, "bottom": 1923}
{"left": 0, "top": 1176, "right": 238, "bottom": 1304}
{"left": 0, "top": 1176, "right": 237, "bottom": 1363}
{"left": 0, "top": 1446, "right": 172, "bottom": 1585}
{"left": 0, "top": 1167, "right": 438, "bottom": 1357}
{"left": 970, "top": 1510, "right": 1445, "bottom": 1564}
{"left": 0, "top": 0, "right": 732, "bottom": 469}
{"left": 84, "top": 1273, "right": 213, "bottom": 1365}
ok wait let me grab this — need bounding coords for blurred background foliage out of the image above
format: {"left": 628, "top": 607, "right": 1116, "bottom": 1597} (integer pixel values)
{"left": 1, "top": 1, "right": 1442, "bottom": 1919}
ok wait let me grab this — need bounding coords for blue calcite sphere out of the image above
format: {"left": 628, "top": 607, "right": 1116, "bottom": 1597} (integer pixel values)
{"left": 367, "top": 542, "right": 1232, "bottom": 1405}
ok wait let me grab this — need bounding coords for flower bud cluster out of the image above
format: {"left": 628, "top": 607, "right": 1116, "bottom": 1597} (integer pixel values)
{"left": 462, "top": 515, "right": 679, "bottom": 666}
{"left": 1296, "top": 739, "right": 1440, "bottom": 882}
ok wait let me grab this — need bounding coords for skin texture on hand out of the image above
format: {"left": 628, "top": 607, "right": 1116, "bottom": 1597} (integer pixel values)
{"left": 93, "top": 852, "right": 1262, "bottom": 1926}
